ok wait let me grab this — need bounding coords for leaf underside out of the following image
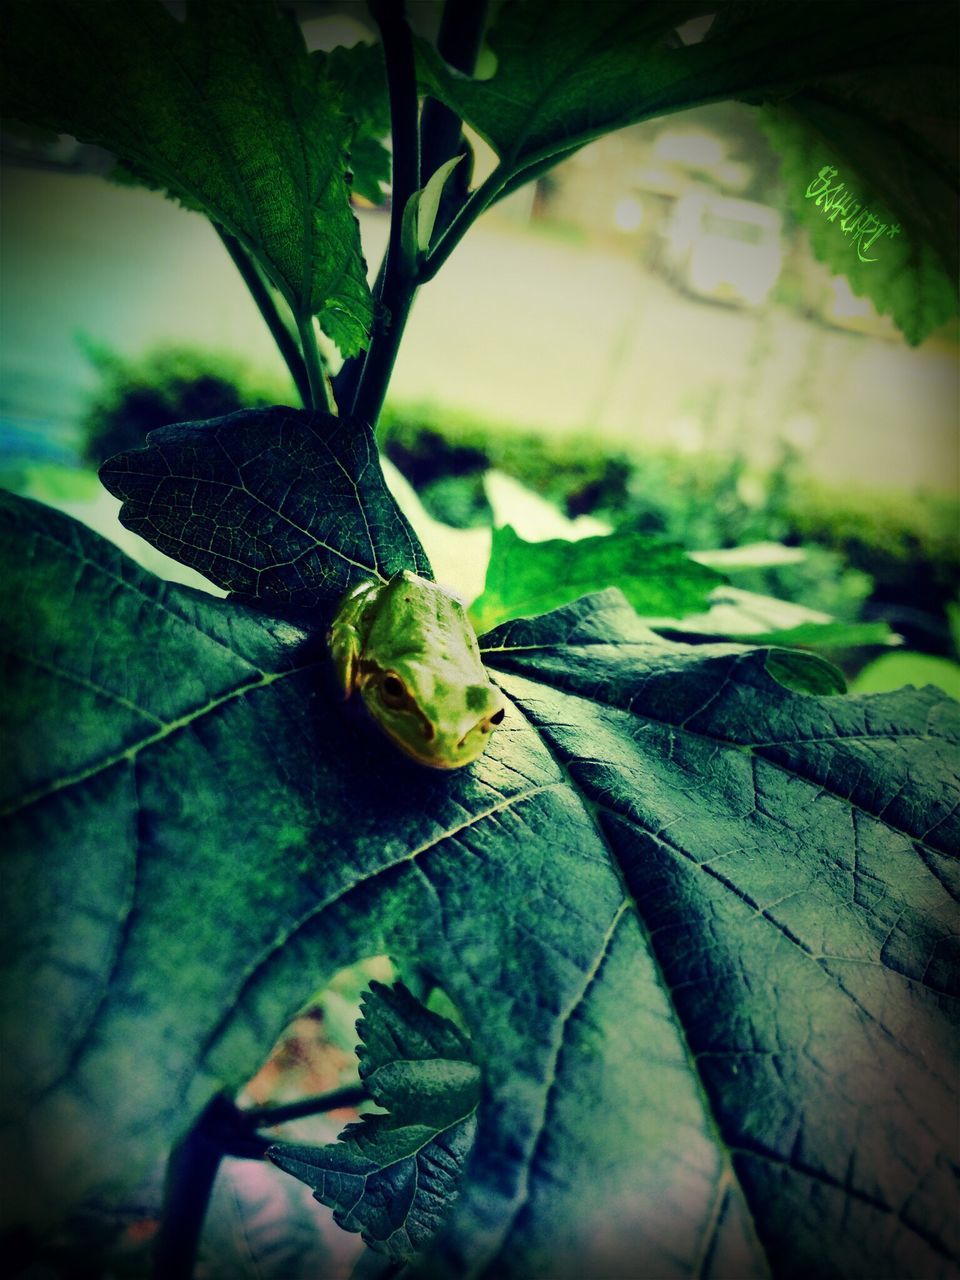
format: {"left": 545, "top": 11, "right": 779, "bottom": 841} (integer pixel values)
{"left": 0, "top": 0, "right": 374, "bottom": 353}
{"left": 2, "top": 488, "right": 957, "bottom": 1279}
{"left": 417, "top": 0, "right": 958, "bottom": 341}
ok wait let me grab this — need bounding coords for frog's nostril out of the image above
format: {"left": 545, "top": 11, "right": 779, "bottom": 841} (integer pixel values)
{"left": 489, "top": 708, "right": 505, "bottom": 725}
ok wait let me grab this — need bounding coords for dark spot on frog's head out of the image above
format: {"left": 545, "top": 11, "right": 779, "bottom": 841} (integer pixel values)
{"left": 466, "top": 683, "right": 492, "bottom": 712}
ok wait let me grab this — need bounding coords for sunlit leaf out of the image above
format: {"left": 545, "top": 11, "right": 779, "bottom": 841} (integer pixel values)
{"left": 759, "top": 100, "right": 958, "bottom": 345}
{"left": 469, "top": 524, "right": 721, "bottom": 633}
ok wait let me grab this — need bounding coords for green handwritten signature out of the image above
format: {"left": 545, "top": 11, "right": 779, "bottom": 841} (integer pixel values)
{"left": 805, "top": 166, "right": 901, "bottom": 263}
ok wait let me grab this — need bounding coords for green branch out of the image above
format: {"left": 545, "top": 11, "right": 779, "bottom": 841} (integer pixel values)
{"left": 214, "top": 226, "right": 312, "bottom": 408}
{"left": 297, "top": 315, "right": 332, "bottom": 412}
{"left": 351, "top": 0, "right": 421, "bottom": 428}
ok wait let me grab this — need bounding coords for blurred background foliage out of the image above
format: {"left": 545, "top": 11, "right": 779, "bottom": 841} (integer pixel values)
{"left": 3, "top": 339, "right": 954, "bottom": 691}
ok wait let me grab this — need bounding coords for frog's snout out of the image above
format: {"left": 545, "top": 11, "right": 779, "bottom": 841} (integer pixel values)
{"left": 457, "top": 705, "right": 506, "bottom": 750}
{"left": 475, "top": 706, "right": 505, "bottom": 739}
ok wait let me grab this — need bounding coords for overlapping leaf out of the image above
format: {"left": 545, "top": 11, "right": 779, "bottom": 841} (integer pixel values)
{"left": 417, "top": 0, "right": 958, "bottom": 342}
{"left": 270, "top": 982, "right": 480, "bottom": 1259}
{"left": 2, "top": 488, "right": 957, "bottom": 1277}
{"left": 99, "top": 408, "right": 431, "bottom": 605}
{"left": 1, "top": 0, "right": 373, "bottom": 352}
{"left": 323, "top": 41, "right": 391, "bottom": 206}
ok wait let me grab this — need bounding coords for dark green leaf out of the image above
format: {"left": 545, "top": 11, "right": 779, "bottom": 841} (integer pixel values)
{"left": 1, "top": 0, "right": 373, "bottom": 352}
{"left": 2, "top": 494, "right": 957, "bottom": 1278}
{"left": 269, "top": 982, "right": 480, "bottom": 1259}
{"left": 414, "top": 1, "right": 710, "bottom": 171}
{"left": 469, "top": 524, "right": 722, "bottom": 633}
{"left": 98, "top": 407, "right": 431, "bottom": 605}
{"left": 355, "top": 982, "right": 477, "bottom": 1111}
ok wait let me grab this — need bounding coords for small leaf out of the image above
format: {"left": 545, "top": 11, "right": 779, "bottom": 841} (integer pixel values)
{"left": 269, "top": 983, "right": 480, "bottom": 1260}
{"left": 99, "top": 408, "right": 431, "bottom": 605}
{"left": 746, "top": 620, "right": 897, "bottom": 651}
{"left": 469, "top": 524, "right": 721, "bottom": 633}
{"left": 764, "top": 648, "right": 846, "bottom": 696}
{"left": 417, "top": 156, "right": 464, "bottom": 253}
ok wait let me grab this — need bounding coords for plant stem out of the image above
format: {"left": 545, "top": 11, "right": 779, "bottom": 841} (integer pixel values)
{"left": 297, "top": 314, "right": 332, "bottom": 412}
{"left": 152, "top": 1093, "right": 235, "bottom": 1280}
{"left": 151, "top": 1082, "right": 369, "bottom": 1277}
{"left": 215, "top": 226, "right": 312, "bottom": 408}
{"left": 419, "top": 0, "right": 490, "bottom": 239}
{"left": 241, "top": 1082, "right": 368, "bottom": 1128}
{"left": 351, "top": 0, "right": 421, "bottom": 428}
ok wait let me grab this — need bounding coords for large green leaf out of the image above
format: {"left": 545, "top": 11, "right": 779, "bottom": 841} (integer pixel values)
{"left": 415, "top": 0, "right": 709, "bottom": 172}
{"left": 99, "top": 408, "right": 431, "bottom": 605}
{"left": 417, "top": 0, "right": 958, "bottom": 337}
{"left": 2, "top": 488, "right": 957, "bottom": 1277}
{"left": 416, "top": 0, "right": 956, "bottom": 178}
{"left": 0, "top": 0, "right": 373, "bottom": 353}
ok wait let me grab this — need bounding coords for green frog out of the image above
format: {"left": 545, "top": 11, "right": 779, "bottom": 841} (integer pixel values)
{"left": 328, "top": 570, "right": 505, "bottom": 769}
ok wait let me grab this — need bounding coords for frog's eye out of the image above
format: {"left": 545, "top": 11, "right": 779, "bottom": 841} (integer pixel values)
{"left": 489, "top": 708, "right": 505, "bottom": 725}
{"left": 379, "top": 673, "right": 407, "bottom": 708}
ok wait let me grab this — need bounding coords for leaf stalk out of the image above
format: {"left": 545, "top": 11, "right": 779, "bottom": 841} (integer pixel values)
{"left": 351, "top": 0, "right": 422, "bottom": 428}
{"left": 297, "top": 314, "right": 333, "bottom": 412}
{"left": 214, "top": 225, "right": 312, "bottom": 408}
{"left": 152, "top": 1084, "right": 370, "bottom": 1277}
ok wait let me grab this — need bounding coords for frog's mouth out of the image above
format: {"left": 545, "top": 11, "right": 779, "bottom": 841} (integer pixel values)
{"left": 378, "top": 720, "right": 490, "bottom": 770}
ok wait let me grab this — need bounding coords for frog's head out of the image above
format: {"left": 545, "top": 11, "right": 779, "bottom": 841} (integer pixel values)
{"left": 359, "top": 659, "right": 506, "bottom": 769}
